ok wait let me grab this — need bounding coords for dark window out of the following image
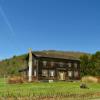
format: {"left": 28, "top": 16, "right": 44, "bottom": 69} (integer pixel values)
{"left": 74, "top": 63, "right": 77, "bottom": 68}
{"left": 59, "top": 62, "right": 64, "bottom": 67}
{"left": 34, "top": 60, "right": 37, "bottom": 65}
{"left": 43, "top": 61, "right": 47, "bottom": 67}
{"left": 34, "top": 69, "right": 36, "bottom": 76}
{"left": 68, "top": 63, "right": 71, "bottom": 67}
{"left": 51, "top": 62, "right": 54, "bottom": 67}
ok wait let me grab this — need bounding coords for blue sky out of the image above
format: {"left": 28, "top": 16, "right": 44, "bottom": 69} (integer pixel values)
{"left": 0, "top": 0, "right": 100, "bottom": 59}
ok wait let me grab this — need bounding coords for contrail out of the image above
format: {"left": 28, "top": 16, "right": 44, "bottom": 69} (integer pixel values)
{"left": 0, "top": 5, "right": 15, "bottom": 36}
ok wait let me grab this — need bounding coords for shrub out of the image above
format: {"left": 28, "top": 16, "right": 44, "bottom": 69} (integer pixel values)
{"left": 81, "top": 76, "right": 98, "bottom": 83}
{"left": 8, "top": 76, "right": 24, "bottom": 84}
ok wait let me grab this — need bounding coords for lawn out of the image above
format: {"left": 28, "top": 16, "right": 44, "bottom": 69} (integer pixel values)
{"left": 0, "top": 78, "right": 100, "bottom": 100}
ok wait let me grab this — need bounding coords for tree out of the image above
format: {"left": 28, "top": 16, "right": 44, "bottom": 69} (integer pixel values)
{"left": 80, "top": 54, "right": 90, "bottom": 76}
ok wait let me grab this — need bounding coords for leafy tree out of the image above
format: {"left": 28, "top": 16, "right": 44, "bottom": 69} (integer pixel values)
{"left": 80, "top": 54, "right": 90, "bottom": 76}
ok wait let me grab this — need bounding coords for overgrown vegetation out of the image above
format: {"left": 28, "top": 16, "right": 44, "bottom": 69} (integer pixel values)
{"left": 0, "top": 54, "right": 28, "bottom": 77}
{"left": 80, "top": 51, "right": 100, "bottom": 77}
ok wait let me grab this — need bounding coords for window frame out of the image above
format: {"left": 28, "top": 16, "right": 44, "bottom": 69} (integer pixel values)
{"left": 43, "top": 61, "right": 47, "bottom": 67}
{"left": 68, "top": 70, "right": 73, "bottom": 77}
{"left": 68, "top": 62, "right": 71, "bottom": 67}
{"left": 42, "top": 69, "right": 48, "bottom": 77}
{"left": 49, "top": 70, "right": 55, "bottom": 77}
{"left": 74, "top": 71, "right": 79, "bottom": 78}
{"left": 34, "top": 69, "right": 37, "bottom": 77}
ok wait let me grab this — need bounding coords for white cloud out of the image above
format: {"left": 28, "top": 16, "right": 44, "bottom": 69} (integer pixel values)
{"left": 0, "top": 5, "right": 15, "bottom": 36}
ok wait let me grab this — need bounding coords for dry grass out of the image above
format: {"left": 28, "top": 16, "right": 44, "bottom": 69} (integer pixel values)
{"left": 8, "top": 76, "right": 24, "bottom": 84}
{"left": 0, "top": 93, "right": 97, "bottom": 100}
{"left": 81, "top": 76, "right": 100, "bottom": 83}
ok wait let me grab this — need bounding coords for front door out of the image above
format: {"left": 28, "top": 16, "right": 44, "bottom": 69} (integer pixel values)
{"left": 58, "top": 71, "right": 66, "bottom": 80}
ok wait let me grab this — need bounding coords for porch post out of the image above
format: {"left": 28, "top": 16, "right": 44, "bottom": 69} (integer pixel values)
{"left": 28, "top": 48, "right": 32, "bottom": 82}
{"left": 36, "top": 60, "right": 39, "bottom": 81}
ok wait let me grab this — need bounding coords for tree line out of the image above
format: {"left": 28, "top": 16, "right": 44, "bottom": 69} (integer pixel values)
{"left": 80, "top": 51, "right": 100, "bottom": 77}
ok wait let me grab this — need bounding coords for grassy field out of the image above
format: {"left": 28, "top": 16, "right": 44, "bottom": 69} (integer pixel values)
{"left": 0, "top": 78, "right": 100, "bottom": 100}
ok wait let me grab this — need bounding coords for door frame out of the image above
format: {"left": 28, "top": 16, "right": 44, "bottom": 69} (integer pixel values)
{"left": 56, "top": 68, "right": 67, "bottom": 81}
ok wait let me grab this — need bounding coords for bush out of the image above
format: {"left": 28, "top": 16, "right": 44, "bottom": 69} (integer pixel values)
{"left": 8, "top": 76, "right": 24, "bottom": 84}
{"left": 81, "top": 76, "right": 98, "bottom": 83}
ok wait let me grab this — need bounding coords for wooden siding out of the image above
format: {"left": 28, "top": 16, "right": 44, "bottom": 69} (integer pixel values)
{"left": 32, "top": 56, "right": 80, "bottom": 81}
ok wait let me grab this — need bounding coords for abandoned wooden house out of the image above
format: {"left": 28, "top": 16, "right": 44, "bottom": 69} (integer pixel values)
{"left": 19, "top": 50, "right": 80, "bottom": 82}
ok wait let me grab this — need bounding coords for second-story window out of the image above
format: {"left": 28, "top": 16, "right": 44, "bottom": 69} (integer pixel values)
{"left": 74, "top": 63, "right": 77, "bottom": 68}
{"left": 34, "top": 60, "right": 37, "bottom": 65}
{"left": 43, "top": 61, "right": 47, "bottom": 67}
{"left": 51, "top": 62, "right": 54, "bottom": 67}
{"left": 59, "top": 62, "right": 64, "bottom": 67}
{"left": 68, "top": 63, "right": 71, "bottom": 67}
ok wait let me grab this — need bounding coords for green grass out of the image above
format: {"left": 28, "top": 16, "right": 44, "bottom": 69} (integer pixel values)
{"left": 0, "top": 78, "right": 100, "bottom": 100}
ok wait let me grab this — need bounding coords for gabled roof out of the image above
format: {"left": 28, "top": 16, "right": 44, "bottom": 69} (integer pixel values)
{"left": 32, "top": 52, "right": 80, "bottom": 61}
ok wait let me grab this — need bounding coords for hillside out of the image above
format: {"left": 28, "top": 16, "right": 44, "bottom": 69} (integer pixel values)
{"left": 0, "top": 50, "right": 90, "bottom": 77}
